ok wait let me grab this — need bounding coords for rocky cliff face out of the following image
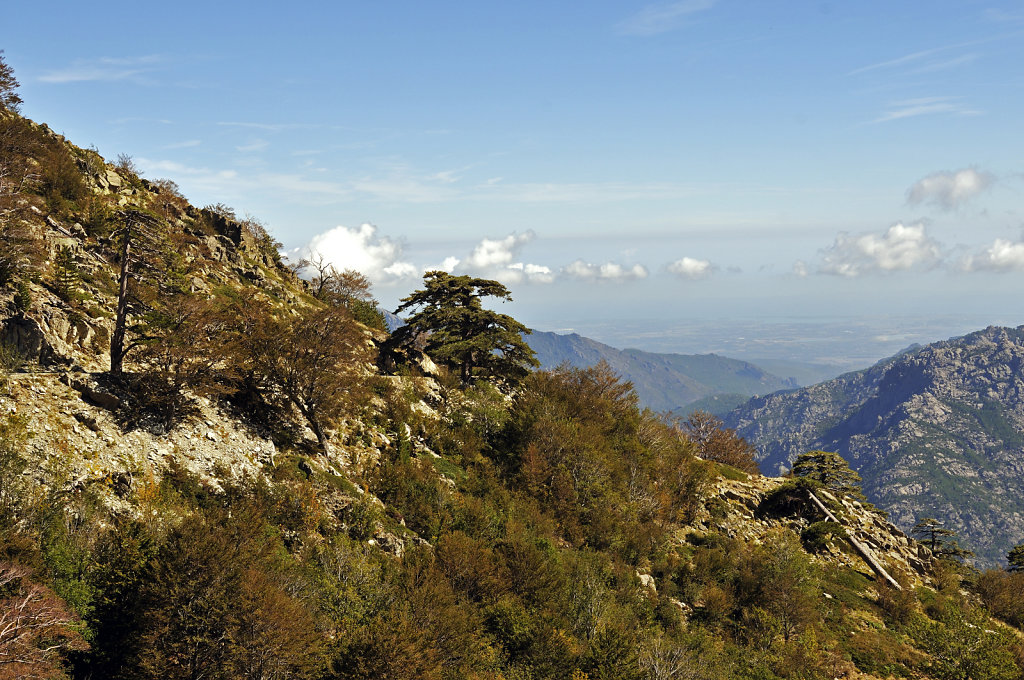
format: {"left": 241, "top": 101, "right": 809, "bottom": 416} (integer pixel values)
{"left": 726, "top": 326, "right": 1024, "bottom": 567}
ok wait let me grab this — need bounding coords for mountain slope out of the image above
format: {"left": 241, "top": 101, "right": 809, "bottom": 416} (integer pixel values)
{"left": 528, "top": 330, "right": 797, "bottom": 413}
{"left": 726, "top": 326, "right": 1024, "bottom": 566}
{"left": 3, "top": 88, "right": 1024, "bottom": 678}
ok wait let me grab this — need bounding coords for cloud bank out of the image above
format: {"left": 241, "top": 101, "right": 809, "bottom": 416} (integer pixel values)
{"left": 562, "top": 260, "right": 649, "bottom": 282}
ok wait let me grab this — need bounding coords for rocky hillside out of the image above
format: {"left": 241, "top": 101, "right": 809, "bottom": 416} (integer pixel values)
{"left": 726, "top": 326, "right": 1024, "bottom": 567}
{"left": 3, "top": 75, "right": 1024, "bottom": 678}
{"left": 527, "top": 330, "right": 797, "bottom": 414}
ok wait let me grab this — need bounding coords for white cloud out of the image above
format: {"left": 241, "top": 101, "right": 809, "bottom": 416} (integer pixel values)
{"left": 465, "top": 232, "right": 534, "bottom": 269}
{"left": 617, "top": 0, "right": 717, "bottom": 36}
{"left": 871, "top": 97, "right": 982, "bottom": 124}
{"left": 667, "top": 256, "right": 713, "bottom": 280}
{"left": 39, "top": 55, "right": 163, "bottom": 84}
{"left": 562, "top": 260, "right": 649, "bottom": 282}
{"left": 505, "top": 262, "right": 555, "bottom": 285}
{"left": 294, "top": 224, "right": 416, "bottom": 282}
{"left": 792, "top": 260, "right": 809, "bottom": 278}
{"left": 454, "top": 231, "right": 553, "bottom": 284}
{"left": 849, "top": 40, "right": 979, "bottom": 76}
{"left": 906, "top": 167, "right": 993, "bottom": 210}
{"left": 960, "top": 238, "right": 1024, "bottom": 272}
{"left": 437, "top": 256, "right": 460, "bottom": 273}
{"left": 818, "top": 222, "right": 942, "bottom": 277}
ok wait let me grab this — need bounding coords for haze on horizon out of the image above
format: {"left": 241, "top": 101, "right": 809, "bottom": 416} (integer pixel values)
{"left": 4, "top": 1, "right": 1024, "bottom": 360}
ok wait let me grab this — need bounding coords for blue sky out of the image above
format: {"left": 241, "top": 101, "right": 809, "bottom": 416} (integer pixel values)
{"left": 5, "top": 1, "right": 1024, "bottom": 352}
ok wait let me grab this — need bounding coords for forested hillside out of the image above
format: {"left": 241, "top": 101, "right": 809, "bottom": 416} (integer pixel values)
{"left": 2, "top": 54, "right": 1024, "bottom": 680}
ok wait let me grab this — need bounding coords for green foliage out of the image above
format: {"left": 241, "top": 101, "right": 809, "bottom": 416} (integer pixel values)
{"left": 52, "top": 245, "right": 81, "bottom": 303}
{"left": 343, "top": 495, "right": 381, "bottom": 542}
{"left": 1007, "top": 543, "right": 1024, "bottom": 572}
{"left": 390, "top": 271, "right": 539, "bottom": 386}
{"left": 757, "top": 477, "right": 822, "bottom": 519}
{"left": 0, "top": 414, "right": 29, "bottom": 526}
{"left": 912, "top": 517, "right": 974, "bottom": 562}
{"left": 801, "top": 520, "right": 846, "bottom": 553}
{"left": 910, "top": 605, "right": 1022, "bottom": 680}
{"left": 791, "top": 450, "right": 865, "bottom": 500}
{"left": 130, "top": 506, "right": 322, "bottom": 680}
{"left": 349, "top": 296, "right": 387, "bottom": 330}
{"left": 0, "top": 50, "right": 23, "bottom": 113}
{"left": 83, "top": 519, "right": 156, "bottom": 676}
{"left": 81, "top": 195, "right": 117, "bottom": 238}
{"left": 13, "top": 279, "right": 31, "bottom": 314}
{"left": 39, "top": 145, "right": 88, "bottom": 213}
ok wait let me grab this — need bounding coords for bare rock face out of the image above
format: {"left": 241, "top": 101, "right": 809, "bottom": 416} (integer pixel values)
{"left": 726, "top": 326, "right": 1024, "bottom": 567}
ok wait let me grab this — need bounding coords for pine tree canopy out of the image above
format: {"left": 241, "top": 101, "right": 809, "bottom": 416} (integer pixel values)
{"left": 392, "top": 271, "right": 538, "bottom": 386}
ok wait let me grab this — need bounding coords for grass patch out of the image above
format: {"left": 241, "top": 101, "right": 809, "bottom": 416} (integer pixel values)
{"left": 431, "top": 454, "right": 466, "bottom": 482}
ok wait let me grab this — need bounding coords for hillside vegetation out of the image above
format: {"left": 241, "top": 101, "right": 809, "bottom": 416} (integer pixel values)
{"left": 2, "top": 55, "right": 1024, "bottom": 680}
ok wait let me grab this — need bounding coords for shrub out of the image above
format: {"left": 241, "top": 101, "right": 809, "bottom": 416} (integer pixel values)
{"left": 757, "top": 477, "right": 821, "bottom": 519}
{"left": 39, "top": 146, "right": 87, "bottom": 212}
{"left": 13, "top": 280, "right": 31, "bottom": 315}
{"left": 801, "top": 520, "right": 846, "bottom": 553}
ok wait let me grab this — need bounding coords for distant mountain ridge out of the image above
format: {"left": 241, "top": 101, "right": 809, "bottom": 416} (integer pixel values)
{"left": 725, "top": 325, "right": 1024, "bottom": 566}
{"left": 527, "top": 330, "right": 797, "bottom": 414}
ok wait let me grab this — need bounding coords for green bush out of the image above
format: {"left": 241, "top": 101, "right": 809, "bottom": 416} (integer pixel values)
{"left": 757, "top": 477, "right": 821, "bottom": 518}
{"left": 13, "top": 280, "right": 32, "bottom": 314}
{"left": 801, "top": 520, "right": 846, "bottom": 552}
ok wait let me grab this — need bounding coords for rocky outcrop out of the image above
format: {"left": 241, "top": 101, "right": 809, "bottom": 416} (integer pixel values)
{"left": 726, "top": 326, "right": 1024, "bottom": 567}
{"left": 705, "top": 475, "right": 931, "bottom": 587}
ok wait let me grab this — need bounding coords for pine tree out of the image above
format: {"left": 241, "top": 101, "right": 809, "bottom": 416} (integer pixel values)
{"left": 790, "top": 450, "right": 865, "bottom": 500}
{"left": 52, "top": 246, "right": 80, "bottom": 302}
{"left": 390, "top": 271, "right": 538, "bottom": 386}
{"left": 912, "top": 517, "right": 974, "bottom": 561}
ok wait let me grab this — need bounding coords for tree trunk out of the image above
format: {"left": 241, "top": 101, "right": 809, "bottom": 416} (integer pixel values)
{"left": 307, "top": 411, "right": 331, "bottom": 456}
{"left": 806, "top": 490, "right": 902, "bottom": 591}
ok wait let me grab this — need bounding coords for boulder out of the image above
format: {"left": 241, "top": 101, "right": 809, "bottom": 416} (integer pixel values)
{"left": 636, "top": 571, "right": 657, "bottom": 593}
{"left": 63, "top": 375, "right": 122, "bottom": 411}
